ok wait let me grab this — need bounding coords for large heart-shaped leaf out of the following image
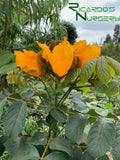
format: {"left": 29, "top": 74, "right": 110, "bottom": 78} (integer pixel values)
{"left": 4, "top": 100, "right": 27, "bottom": 137}
{"left": 49, "top": 137, "right": 72, "bottom": 156}
{"left": 112, "top": 121, "right": 120, "bottom": 159}
{"left": 96, "top": 56, "right": 111, "bottom": 83}
{"left": 87, "top": 117, "right": 115, "bottom": 158}
{"left": 65, "top": 113, "right": 87, "bottom": 143}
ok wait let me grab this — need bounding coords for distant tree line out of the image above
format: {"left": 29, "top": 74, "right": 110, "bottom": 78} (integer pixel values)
{"left": 102, "top": 24, "right": 120, "bottom": 62}
{"left": 104, "top": 24, "right": 120, "bottom": 44}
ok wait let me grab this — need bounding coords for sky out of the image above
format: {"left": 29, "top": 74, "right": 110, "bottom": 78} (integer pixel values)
{"left": 60, "top": 0, "right": 120, "bottom": 44}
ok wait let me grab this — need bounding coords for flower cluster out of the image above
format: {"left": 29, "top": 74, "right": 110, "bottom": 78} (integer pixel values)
{"left": 14, "top": 37, "right": 101, "bottom": 77}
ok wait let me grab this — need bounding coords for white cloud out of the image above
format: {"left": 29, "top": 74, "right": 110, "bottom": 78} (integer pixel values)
{"left": 76, "top": 27, "right": 114, "bottom": 44}
{"left": 67, "top": 0, "right": 118, "bottom": 7}
{"left": 60, "top": 0, "right": 120, "bottom": 44}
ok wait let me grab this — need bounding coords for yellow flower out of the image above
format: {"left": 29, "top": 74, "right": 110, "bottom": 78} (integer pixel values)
{"left": 73, "top": 40, "right": 101, "bottom": 67}
{"left": 37, "top": 37, "right": 74, "bottom": 77}
{"left": 14, "top": 49, "right": 43, "bottom": 76}
{"left": 37, "top": 37, "right": 101, "bottom": 76}
{"left": 14, "top": 37, "right": 101, "bottom": 77}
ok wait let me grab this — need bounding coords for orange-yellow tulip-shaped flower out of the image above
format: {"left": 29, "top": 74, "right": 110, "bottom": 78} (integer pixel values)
{"left": 37, "top": 37, "right": 74, "bottom": 77}
{"left": 74, "top": 40, "right": 101, "bottom": 67}
{"left": 14, "top": 37, "right": 101, "bottom": 78}
{"left": 14, "top": 49, "right": 43, "bottom": 76}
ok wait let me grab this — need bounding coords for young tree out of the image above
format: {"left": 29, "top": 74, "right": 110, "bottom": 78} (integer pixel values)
{"left": 113, "top": 24, "right": 120, "bottom": 44}
{"left": 104, "top": 34, "right": 112, "bottom": 44}
{"left": 61, "top": 21, "right": 78, "bottom": 44}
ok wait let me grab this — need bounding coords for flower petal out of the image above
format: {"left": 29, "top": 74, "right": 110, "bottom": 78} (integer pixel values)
{"left": 48, "top": 37, "right": 74, "bottom": 77}
{"left": 74, "top": 41, "right": 101, "bottom": 67}
{"left": 74, "top": 40, "right": 87, "bottom": 56}
{"left": 36, "top": 41, "right": 51, "bottom": 62}
{"left": 14, "top": 50, "right": 42, "bottom": 76}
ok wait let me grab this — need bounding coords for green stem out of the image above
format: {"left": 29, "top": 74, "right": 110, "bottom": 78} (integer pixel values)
{"left": 74, "top": 85, "right": 92, "bottom": 89}
{"left": 57, "top": 76, "right": 90, "bottom": 106}
{"left": 57, "top": 86, "right": 73, "bottom": 107}
{"left": 40, "top": 132, "right": 54, "bottom": 160}
{"left": 57, "top": 125, "right": 65, "bottom": 136}
{"left": 39, "top": 96, "right": 46, "bottom": 106}
{"left": 39, "top": 78, "right": 52, "bottom": 104}
{"left": 54, "top": 82, "right": 58, "bottom": 107}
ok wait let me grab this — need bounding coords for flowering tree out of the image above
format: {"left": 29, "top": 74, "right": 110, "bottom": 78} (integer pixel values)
{"left": 1, "top": 37, "right": 120, "bottom": 160}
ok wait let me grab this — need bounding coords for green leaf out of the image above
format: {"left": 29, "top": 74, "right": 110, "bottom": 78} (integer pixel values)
{"left": 97, "top": 103, "right": 113, "bottom": 116}
{"left": 44, "top": 152, "right": 70, "bottom": 160}
{"left": 8, "top": 0, "right": 12, "bottom": 21}
{"left": 69, "top": 91, "right": 88, "bottom": 113}
{"left": 112, "top": 121, "right": 120, "bottom": 159}
{"left": 5, "top": 0, "right": 9, "bottom": 15}
{"left": 89, "top": 104, "right": 110, "bottom": 116}
{"left": 21, "top": 89, "right": 35, "bottom": 99}
{"left": 69, "top": 147, "right": 82, "bottom": 160}
{"left": 94, "top": 107, "right": 108, "bottom": 116}
{"left": 97, "top": 104, "right": 113, "bottom": 115}
{"left": 28, "top": 132, "right": 47, "bottom": 145}
{"left": 0, "top": 94, "right": 7, "bottom": 119}
{"left": 5, "top": 137, "right": 39, "bottom": 160}
{"left": 82, "top": 150, "right": 95, "bottom": 160}
{"left": 80, "top": 87, "right": 90, "bottom": 92}
{"left": 102, "top": 103, "right": 113, "bottom": 111}
{"left": 0, "top": 3, "right": 2, "bottom": 17}
{"left": 50, "top": 108, "right": 67, "bottom": 122}
{"left": 96, "top": 56, "right": 111, "bottom": 83}
{"left": 56, "top": 81, "right": 70, "bottom": 92}
{"left": 46, "top": 114, "right": 57, "bottom": 126}
{"left": 49, "top": 137, "right": 72, "bottom": 156}
{"left": 9, "top": 93, "right": 21, "bottom": 100}
{"left": 106, "top": 56, "right": 120, "bottom": 75}
{"left": 0, "top": 53, "right": 13, "bottom": 67}
{"left": 94, "top": 82, "right": 107, "bottom": 93}
{"left": 108, "top": 64, "right": 115, "bottom": 77}
{"left": 87, "top": 109, "right": 99, "bottom": 123}
{"left": 105, "top": 81, "right": 120, "bottom": 95}
{"left": 80, "top": 58, "right": 97, "bottom": 83}
{"left": 0, "top": 62, "right": 17, "bottom": 75}
{"left": 107, "top": 113, "right": 119, "bottom": 121}
{"left": 65, "top": 68, "right": 81, "bottom": 84}
{"left": 12, "top": 142, "right": 39, "bottom": 160}
{"left": 76, "top": 81, "right": 90, "bottom": 93}
{"left": 98, "top": 154, "right": 110, "bottom": 160}
{"left": 65, "top": 113, "right": 87, "bottom": 143}
{"left": 17, "top": 87, "right": 32, "bottom": 93}
{"left": 4, "top": 100, "right": 27, "bottom": 137}
{"left": 87, "top": 117, "right": 115, "bottom": 158}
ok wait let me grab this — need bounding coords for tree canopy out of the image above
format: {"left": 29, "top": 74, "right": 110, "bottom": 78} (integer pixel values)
{"left": 113, "top": 24, "right": 120, "bottom": 44}
{"left": 61, "top": 21, "right": 78, "bottom": 44}
{"left": 0, "top": 0, "right": 68, "bottom": 50}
